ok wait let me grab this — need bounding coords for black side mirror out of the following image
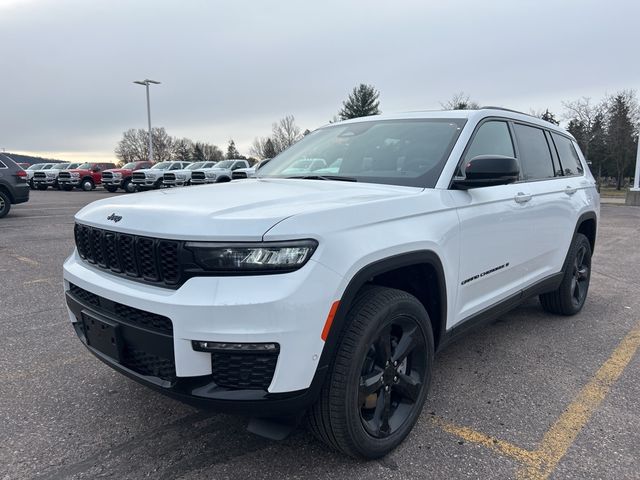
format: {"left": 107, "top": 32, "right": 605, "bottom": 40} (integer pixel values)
{"left": 452, "top": 155, "right": 519, "bottom": 190}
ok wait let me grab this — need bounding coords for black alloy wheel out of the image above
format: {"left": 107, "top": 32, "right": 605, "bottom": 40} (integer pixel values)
{"left": 359, "top": 317, "right": 427, "bottom": 439}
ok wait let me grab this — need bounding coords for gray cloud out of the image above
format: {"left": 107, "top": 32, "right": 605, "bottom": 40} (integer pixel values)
{"left": 0, "top": 0, "right": 637, "bottom": 159}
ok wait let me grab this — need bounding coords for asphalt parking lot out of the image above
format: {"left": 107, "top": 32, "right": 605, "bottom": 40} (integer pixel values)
{"left": 1, "top": 190, "right": 639, "bottom": 480}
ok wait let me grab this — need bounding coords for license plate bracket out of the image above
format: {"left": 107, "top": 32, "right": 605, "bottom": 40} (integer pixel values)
{"left": 82, "top": 311, "right": 122, "bottom": 362}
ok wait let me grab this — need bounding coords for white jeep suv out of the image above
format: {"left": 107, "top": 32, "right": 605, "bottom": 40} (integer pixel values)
{"left": 63, "top": 108, "right": 599, "bottom": 458}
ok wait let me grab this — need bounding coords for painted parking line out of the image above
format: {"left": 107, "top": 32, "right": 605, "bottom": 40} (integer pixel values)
{"left": 11, "top": 254, "right": 39, "bottom": 266}
{"left": 431, "top": 319, "right": 640, "bottom": 480}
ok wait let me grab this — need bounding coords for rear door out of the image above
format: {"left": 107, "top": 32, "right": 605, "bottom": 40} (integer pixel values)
{"left": 449, "top": 119, "right": 538, "bottom": 325}
{"left": 511, "top": 124, "right": 578, "bottom": 284}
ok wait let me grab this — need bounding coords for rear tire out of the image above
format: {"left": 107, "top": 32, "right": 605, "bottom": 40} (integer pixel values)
{"left": 539, "top": 233, "right": 592, "bottom": 315}
{"left": 0, "top": 191, "right": 10, "bottom": 218}
{"left": 307, "top": 286, "right": 433, "bottom": 459}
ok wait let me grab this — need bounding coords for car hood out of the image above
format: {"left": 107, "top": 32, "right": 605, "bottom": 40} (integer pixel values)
{"left": 75, "top": 179, "right": 422, "bottom": 241}
{"left": 104, "top": 168, "right": 131, "bottom": 174}
{"left": 64, "top": 169, "right": 90, "bottom": 174}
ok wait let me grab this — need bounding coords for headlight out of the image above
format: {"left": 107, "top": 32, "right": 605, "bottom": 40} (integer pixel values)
{"left": 185, "top": 240, "right": 318, "bottom": 273}
{"left": 71, "top": 172, "right": 80, "bottom": 177}
{"left": 112, "top": 172, "right": 122, "bottom": 177}
{"left": 205, "top": 172, "right": 217, "bottom": 178}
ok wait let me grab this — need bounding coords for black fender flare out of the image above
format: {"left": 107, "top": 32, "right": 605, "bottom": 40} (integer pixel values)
{"left": 312, "top": 251, "right": 448, "bottom": 384}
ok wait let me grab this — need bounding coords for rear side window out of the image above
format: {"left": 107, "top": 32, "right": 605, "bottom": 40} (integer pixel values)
{"left": 464, "top": 121, "right": 514, "bottom": 162}
{"left": 0, "top": 160, "right": 6, "bottom": 169}
{"left": 513, "top": 124, "right": 554, "bottom": 181}
{"left": 551, "top": 133, "right": 584, "bottom": 176}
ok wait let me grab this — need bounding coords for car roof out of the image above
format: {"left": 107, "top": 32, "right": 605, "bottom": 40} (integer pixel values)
{"left": 321, "top": 108, "right": 572, "bottom": 138}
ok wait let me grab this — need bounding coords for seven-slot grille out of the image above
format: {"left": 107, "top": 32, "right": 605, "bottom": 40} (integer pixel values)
{"left": 191, "top": 171, "right": 206, "bottom": 181}
{"left": 34, "top": 172, "right": 47, "bottom": 178}
{"left": 232, "top": 171, "right": 247, "bottom": 179}
{"left": 164, "top": 173, "right": 176, "bottom": 181}
{"left": 132, "top": 172, "right": 146, "bottom": 181}
{"left": 58, "top": 171, "right": 71, "bottom": 179}
{"left": 74, "top": 223, "right": 180, "bottom": 286}
{"left": 102, "top": 172, "right": 113, "bottom": 180}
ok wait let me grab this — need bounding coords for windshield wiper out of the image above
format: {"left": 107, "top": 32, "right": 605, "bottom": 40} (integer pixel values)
{"left": 285, "top": 175, "right": 358, "bottom": 182}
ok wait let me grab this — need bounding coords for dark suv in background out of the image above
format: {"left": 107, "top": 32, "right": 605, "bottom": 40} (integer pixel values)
{"left": 0, "top": 153, "right": 30, "bottom": 218}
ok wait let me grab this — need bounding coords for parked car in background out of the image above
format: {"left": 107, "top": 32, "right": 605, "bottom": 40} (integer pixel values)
{"left": 232, "top": 158, "right": 272, "bottom": 179}
{"left": 58, "top": 162, "right": 117, "bottom": 191}
{"left": 0, "top": 153, "right": 29, "bottom": 218}
{"left": 190, "top": 159, "right": 249, "bottom": 184}
{"left": 102, "top": 161, "right": 154, "bottom": 193}
{"left": 132, "top": 161, "right": 191, "bottom": 190}
{"left": 26, "top": 163, "right": 54, "bottom": 188}
{"left": 32, "top": 162, "right": 81, "bottom": 190}
{"left": 163, "top": 161, "right": 216, "bottom": 187}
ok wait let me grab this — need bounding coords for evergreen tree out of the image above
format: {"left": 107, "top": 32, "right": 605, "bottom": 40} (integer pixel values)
{"left": 606, "top": 92, "right": 637, "bottom": 189}
{"left": 587, "top": 113, "right": 608, "bottom": 181}
{"left": 540, "top": 108, "right": 560, "bottom": 125}
{"left": 226, "top": 139, "right": 241, "bottom": 159}
{"left": 339, "top": 84, "right": 381, "bottom": 120}
{"left": 192, "top": 143, "right": 205, "bottom": 162}
{"left": 264, "top": 138, "right": 277, "bottom": 158}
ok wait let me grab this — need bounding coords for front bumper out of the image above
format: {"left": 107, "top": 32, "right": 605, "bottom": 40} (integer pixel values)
{"left": 59, "top": 178, "right": 81, "bottom": 185}
{"left": 132, "top": 177, "right": 160, "bottom": 186}
{"left": 33, "top": 177, "right": 57, "bottom": 186}
{"left": 63, "top": 250, "right": 342, "bottom": 412}
{"left": 191, "top": 178, "right": 216, "bottom": 184}
{"left": 102, "top": 179, "right": 123, "bottom": 187}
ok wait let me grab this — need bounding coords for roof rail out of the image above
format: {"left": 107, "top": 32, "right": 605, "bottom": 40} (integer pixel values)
{"left": 480, "top": 106, "right": 533, "bottom": 117}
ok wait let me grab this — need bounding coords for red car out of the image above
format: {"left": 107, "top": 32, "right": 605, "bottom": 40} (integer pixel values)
{"left": 58, "top": 162, "right": 117, "bottom": 191}
{"left": 102, "top": 161, "right": 154, "bottom": 193}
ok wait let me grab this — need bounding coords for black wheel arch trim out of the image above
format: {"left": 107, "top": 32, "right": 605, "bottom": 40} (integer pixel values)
{"left": 574, "top": 211, "right": 597, "bottom": 253}
{"left": 314, "top": 250, "right": 447, "bottom": 376}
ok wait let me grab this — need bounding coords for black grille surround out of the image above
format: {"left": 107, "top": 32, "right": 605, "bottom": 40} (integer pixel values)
{"left": 34, "top": 172, "right": 46, "bottom": 178}
{"left": 164, "top": 173, "right": 176, "bottom": 181}
{"left": 191, "top": 171, "right": 206, "bottom": 181}
{"left": 58, "top": 171, "right": 71, "bottom": 179}
{"left": 232, "top": 171, "right": 247, "bottom": 180}
{"left": 102, "top": 172, "right": 113, "bottom": 180}
{"left": 132, "top": 172, "right": 146, "bottom": 181}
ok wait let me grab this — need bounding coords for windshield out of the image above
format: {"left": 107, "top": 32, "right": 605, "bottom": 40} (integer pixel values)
{"left": 77, "top": 163, "right": 91, "bottom": 169}
{"left": 214, "top": 160, "right": 234, "bottom": 168}
{"left": 68, "top": 163, "right": 80, "bottom": 169}
{"left": 258, "top": 119, "right": 466, "bottom": 187}
{"left": 52, "top": 163, "right": 70, "bottom": 170}
{"left": 151, "top": 162, "right": 171, "bottom": 169}
{"left": 27, "top": 164, "right": 44, "bottom": 170}
{"left": 42, "top": 164, "right": 55, "bottom": 170}
{"left": 187, "top": 162, "right": 205, "bottom": 170}
{"left": 122, "top": 162, "right": 137, "bottom": 169}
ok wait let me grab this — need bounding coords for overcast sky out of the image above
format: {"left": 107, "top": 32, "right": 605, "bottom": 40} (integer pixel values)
{"left": 0, "top": 0, "right": 637, "bottom": 161}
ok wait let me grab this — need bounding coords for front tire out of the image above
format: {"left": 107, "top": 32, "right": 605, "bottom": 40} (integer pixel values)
{"left": 62, "top": 185, "right": 73, "bottom": 191}
{"left": 123, "top": 179, "right": 136, "bottom": 193}
{"left": 0, "top": 191, "right": 10, "bottom": 218}
{"left": 105, "top": 185, "right": 118, "bottom": 193}
{"left": 81, "top": 178, "right": 94, "bottom": 191}
{"left": 539, "top": 233, "right": 592, "bottom": 315}
{"left": 308, "top": 286, "right": 433, "bottom": 458}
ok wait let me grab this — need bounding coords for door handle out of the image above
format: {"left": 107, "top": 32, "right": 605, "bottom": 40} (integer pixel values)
{"left": 514, "top": 192, "right": 532, "bottom": 203}
{"left": 565, "top": 186, "right": 577, "bottom": 196}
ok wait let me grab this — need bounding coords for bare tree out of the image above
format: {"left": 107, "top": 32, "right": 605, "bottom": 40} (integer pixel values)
{"left": 561, "top": 97, "right": 604, "bottom": 158}
{"left": 115, "top": 129, "right": 149, "bottom": 163}
{"left": 272, "top": 115, "right": 302, "bottom": 152}
{"left": 250, "top": 136, "right": 271, "bottom": 159}
{"left": 201, "top": 143, "right": 224, "bottom": 161}
{"left": 440, "top": 92, "right": 480, "bottom": 110}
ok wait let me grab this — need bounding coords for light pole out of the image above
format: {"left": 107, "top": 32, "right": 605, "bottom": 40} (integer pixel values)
{"left": 133, "top": 79, "right": 161, "bottom": 163}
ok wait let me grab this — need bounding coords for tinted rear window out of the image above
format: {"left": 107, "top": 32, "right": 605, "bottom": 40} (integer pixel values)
{"left": 513, "top": 124, "right": 555, "bottom": 180}
{"left": 551, "top": 133, "right": 584, "bottom": 176}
